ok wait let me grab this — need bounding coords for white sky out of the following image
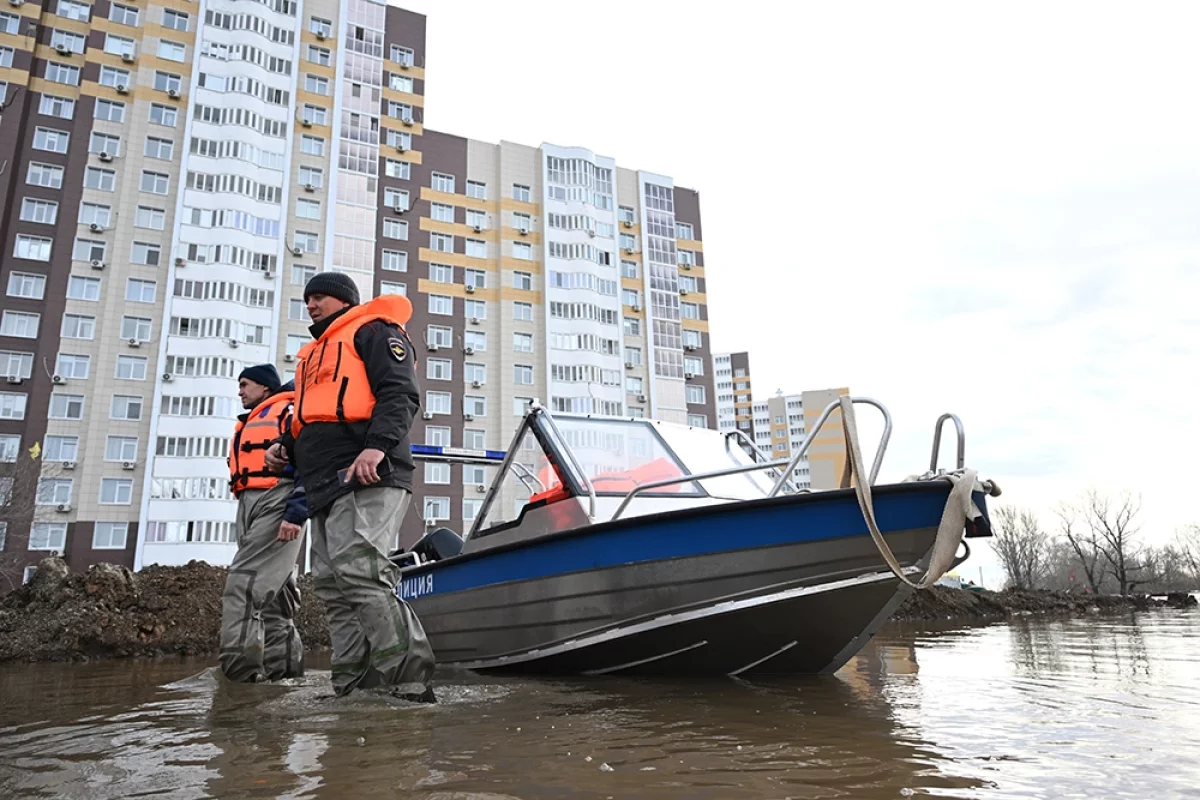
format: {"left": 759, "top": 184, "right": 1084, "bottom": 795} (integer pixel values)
{"left": 396, "top": 0, "right": 1200, "bottom": 586}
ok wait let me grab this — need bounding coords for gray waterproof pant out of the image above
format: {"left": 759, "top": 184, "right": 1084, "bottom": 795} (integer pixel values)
{"left": 310, "top": 486, "right": 435, "bottom": 697}
{"left": 219, "top": 480, "right": 305, "bottom": 682}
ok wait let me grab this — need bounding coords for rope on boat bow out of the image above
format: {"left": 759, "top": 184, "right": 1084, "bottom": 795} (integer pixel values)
{"left": 839, "top": 396, "right": 999, "bottom": 590}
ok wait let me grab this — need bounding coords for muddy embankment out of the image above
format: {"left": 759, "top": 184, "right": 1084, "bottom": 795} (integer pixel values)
{"left": 0, "top": 557, "right": 1195, "bottom": 663}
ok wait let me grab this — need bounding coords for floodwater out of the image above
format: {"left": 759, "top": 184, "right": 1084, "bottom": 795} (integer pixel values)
{"left": 1, "top": 613, "right": 1198, "bottom": 799}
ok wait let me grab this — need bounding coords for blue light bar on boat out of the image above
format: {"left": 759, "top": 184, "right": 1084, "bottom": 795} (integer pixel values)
{"left": 410, "top": 444, "right": 508, "bottom": 463}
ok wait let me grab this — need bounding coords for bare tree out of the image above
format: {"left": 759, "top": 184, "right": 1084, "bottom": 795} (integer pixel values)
{"left": 1055, "top": 503, "right": 1103, "bottom": 594}
{"left": 1175, "top": 525, "right": 1200, "bottom": 584}
{"left": 1082, "top": 489, "right": 1150, "bottom": 595}
{"left": 990, "top": 505, "right": 1051, "bottom": 590}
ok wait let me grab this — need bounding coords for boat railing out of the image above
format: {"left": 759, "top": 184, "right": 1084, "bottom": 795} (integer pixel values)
{"left": 538, "top": 404, "right": 598, "bottom": 522}
{"left": 929, "top": 413, "right": 965, "bottom": 474}
{"left": 724, "top": 429, "right": 801, "bottom": 494}
{"left": 610, "top": 396, "right": 892, "bottom": 521}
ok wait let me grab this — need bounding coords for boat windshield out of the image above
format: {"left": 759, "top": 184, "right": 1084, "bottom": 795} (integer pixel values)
{"left": 552, "top": 417, "right": 702, "bottom": 497}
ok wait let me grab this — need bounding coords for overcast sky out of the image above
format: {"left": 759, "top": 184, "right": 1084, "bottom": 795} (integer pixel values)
{"left": 395, "top": 0, "right": 1200, "bottom": 584}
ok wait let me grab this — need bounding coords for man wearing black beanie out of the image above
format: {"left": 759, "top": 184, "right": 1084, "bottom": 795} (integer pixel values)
{"left": 219, "top": 363, "right": 307, "bottom": 683}
{"left": 266, "top": 272, "right": 435, "bottom": 701}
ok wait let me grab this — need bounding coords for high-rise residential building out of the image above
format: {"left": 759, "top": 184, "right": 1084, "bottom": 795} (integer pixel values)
{"left": 749, "top": 388, "right": 851, "bottom": 490}
{"left": 713, "top": 351, "right": 752, "bottom": 434}
{"left": 0, "top": 1, "right": 715, "bottom": 582}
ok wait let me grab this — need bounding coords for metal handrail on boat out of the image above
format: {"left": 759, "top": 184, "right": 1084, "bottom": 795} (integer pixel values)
{"left": 611, "top": 397, "right": 893, "bottom": 520}
{"left": 724, "top": 429, "right": 801, "bottom": 494}
{"left": 929, "top": 412, "right": 965, "bottom": 473}
{"left": 539, "top": 406, "right": 598, "bottom": 523}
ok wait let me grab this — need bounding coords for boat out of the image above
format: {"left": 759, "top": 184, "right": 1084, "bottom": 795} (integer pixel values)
{"left": 389, "top": 395, "right": 1000, "bottom": 677}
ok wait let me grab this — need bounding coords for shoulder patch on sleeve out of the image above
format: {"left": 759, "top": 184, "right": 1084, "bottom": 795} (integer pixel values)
{"left": 387, "top": 337, "right": 408, "bottom": 362}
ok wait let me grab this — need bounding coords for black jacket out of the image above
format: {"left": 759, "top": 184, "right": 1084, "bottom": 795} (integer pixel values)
{"left": 280, "top": 308, "right": 421, "bottom": 514}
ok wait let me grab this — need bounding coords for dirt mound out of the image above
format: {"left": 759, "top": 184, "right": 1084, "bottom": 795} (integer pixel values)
{"left": 0, "top": 557, "right": 329, "bottom": 663}
{"left": 891, "top": 585, "right": 1144, "bottom": 621}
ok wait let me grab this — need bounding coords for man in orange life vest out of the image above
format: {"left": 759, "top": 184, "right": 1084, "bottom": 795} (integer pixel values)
{"left": 219, "top": 364, "right": 307, "bottom": 683}
{"left": 265, "top": 272, "right": 435, "bottom": 701}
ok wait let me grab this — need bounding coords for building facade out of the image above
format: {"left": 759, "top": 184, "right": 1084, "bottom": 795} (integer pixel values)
{"left": 0, "top": 0, "right": 715, "bottom": 581}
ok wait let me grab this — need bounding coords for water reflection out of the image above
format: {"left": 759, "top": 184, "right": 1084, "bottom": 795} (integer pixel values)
{"left": 1, "top": 612, "right": 1198, "bottom": 799}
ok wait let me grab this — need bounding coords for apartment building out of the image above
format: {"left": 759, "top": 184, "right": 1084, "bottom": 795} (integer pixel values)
{"left": 0, "top": 0, "right": 715, "bottom": 581}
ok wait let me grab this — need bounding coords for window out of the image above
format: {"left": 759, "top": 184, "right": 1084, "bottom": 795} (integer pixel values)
{"left": 466, "top": 180, "right": 487, "bottom": 200}
{"left": 513, "top": 212, "right": 532, "bottom": 232}
{"left": 121, "top": 317, "right": 152, "bottom": 342}
{"left": 464, "top": 429, "right": 485, "bottom": 450}
{"left": 299, "top": 166, "right": 324, "bottom": 187}
{"left": 513, "top": 332, "right": 533, "bottom": 352}
{"left": 157, "top": 40, "right": 186, "bottom": 62}
{"left": 55, "top": 353, "right": 89, "bottom": 379}
{"left": 380, "top": 281, "right": 406, "bottom": 296}
{"left": 425, "top": 391, "right": 451, "bottom": 414}
{"left": 134, "top": 206, "right": 165, "bottom": 230}
{"left": 140, "top": 171, "right": 169, "bottom": 194}
{"left": 50, "top": 29, "right": 86, "bottom": 54}
{"left": 389, "top": 73, "right": 413, "bottom": 93}
{"left": 49, "top": 393, "right": 85, "bottom": 420}
{"left": 390, "top": 44, "right": 414, "bottom": 66}
{"left": 307, "top": 45, "right": 331, "bottom": 66}
{"left": 679, "top": 275, "right": 698, "bottom": 293}
{"left": 688, "top": 414, "right": 709, "bottom": 429}
{"left": 116, "top": 355, "right": 147, "bottom": 380}
{"left": 513, "top": 365, "right": 534, "bottom": 385}
{"left": 423, "top": 497, "right": 450, "bottom": 521}
{"left": 625, "top": 346, "right": 642, "bottom": 366}
{"left": 430, "top": 202, "right": 453, "bottom": 223}
{"left": 626, "top": 377, "right": 644, "bottom": 395}
{"left": 288, "top": 298, "right": 307, "bottom": 321}
{"left": 87, "top": 133, "right": 120, "bottom": 158}
{"left": 111, "top": 395, "right": 143, "bottom": 420}
{"left": 678, "top": 250, "right": 695, "bottom": 267}
{"left": 302, "top": 104, "right": 326, "bottom": 125}
{"left": 0, "top": 392, "right": 26, "bottom": 419}
{"left": 153, "top": 71, "right": 182, "bottom": 94}
{"left": 621, "top": 260, "right": 639, "bottom": 279}
{"left": 684, "top": 356, "right": 704, "bottom": 376}
{"left": 144, "top": 137, "right": 173, "bottom": 160}
{"left": 431, "top": 172, "right": 455, "bottom": 194}
{"left": 427, "top": 358, "right": 451, "bottom": 381}
{"left": 162, "top": 8, "right": 188, "bottom": 30}
{"left": 301, "top": 135, "right": 325, "bottom": 156}
{"left": 84, "top": 167, "right": 116, "bottom": 191}
{"left": 57, "top": 0, "right": 90, "bottom": 20}
{"left": 39, "top": 94, "right": 75, "bottom": 119}
{"left": 66, "top": 276, "right": 101, "bottom": 301}
{"left": 464, "top": 396, "right": 486, "bottom": 417}
{"left": 293, "top": 231, "right": 319, "bottom": 254}
{"left": 466, "top": 209, "right": 487, "bottom": 230}
{"left": 424, "top": 463, "right": 450, "bottom": 485}
{"left": 0, "top": 46, "right": 9, "bottom": 68}
{"left": 464, "top": 269, "right": 486, "bottom": 289}
{"left": 623, "top": 317, "right": 641, "bottom": 337}
{"left": 29, "top": 523, "right": 67, "bottom": 551}
{"left": 72, "top": 238, "right": 107, "bottom": 262}
{"left": 683, "top": 329, "right": 702, "bottom": 349}
{"left": 33, "top": 127, "right": 70, "bottom": 153}
{"left": 430, "top": 233, "right": 453, "bottom": 253}
{"left": 109, "top": 3, "right": 138, "bottom": 25}
{"left": 427, "top": 326, "right": 453, "bottom": 348}
{"left": 0, "top": 435, "right": 17, "bottom": 463}
{"left": 619, "top": 206, "right": 636, "bottom": 224}
{"left": 27, "top": 162, "right": 64, "bottom": 189}
{"left": 149, "top": 104, "right": 177, "bottom": 126}
{"left": 623, "top": 289, "right": 641, "bottom": 307}
{"left": 677, "top": 222, "right": 695, "bottom": 239}
{"left": 384, "top": 187, "right": 409, "bottom": 211}
{"left": 465, "top": 299, "right": 486, "bottom": 320}
{"left": 0, "top": 11, "right": 17, "bottom": 34}
{"left": 99, "top": 66, "right": 131, "bottom": 87}
{"left": 79, "top": 203, "right": 112, "bottom": 228}
{"left": 428, "top": 295, "right": 453, "bottom": 316}
{"left": 0, "top": 354, "right": 31, "bottom": 380}
{"left": 381, "top": 250, "right": 407, "bottom": 272}
{"left": 513, "top": 271, "right": 533, "bottom": 291}
{"left": 513, "top": 242, "right": 533, "bottom": 260}
{"left": 687, "top": 385, "right": 707, "bottom": 404}
{"left": 60, "top": 314, "right": 95, "bottom": 340}
{"left": 465, "top": 239, "right": 487, "bottom": 259}
{"left": 131, "top": 241, "right": 161, "bottom": 266}
{"left": 620, "top": 233, "right": 636, "bottom": 251}
{"left": 94, "top": 99, "right": 125, "bottom": 122}
{"left": 681, "top": 302, "right": 700, "bottom": 319}
{"left": 512, "top": 184, "right": 531, "bottom": 202}
{"left": 43, "top": 435, "right": 79, "bottom": 462}
{"left": 7, "top": 272, "right": 47, "bottom": 299}
{"left": 513, "top": 397, "right": 533, "bottom": 416}
{"left": 384, "top": 158, "right": 410, "bottom": 179}
{"left": 125, "top": 278, "right": 157, "bottom": 303}
{"left": 1, "top": 312, "right": 39, "bottom": 339}
{"left": 100, "top": 478, "right": 134, "bottom": 505}
{"left": 292, "top": 200, "right": 321, "bottom": 223}
{"left": 45, "top": 62, "right": 80, "bottom": 86}
{"left": 310, "top": 17, "right": 332, "bottom": 36}
{"left": 94, "top": 522, "right": 129, "bottom": 549}
{"left": 425, "top": 426, "right": 450, "bottom": 447}
{"left": 382, "top": 218, "right": 408, "bottom": 240}
{"left": 292, "top": 264, "right": 316, "bottom": 286}
{"left": 464, "top": 363, "right": 486, "bottom": 384}
{"left": 463, "top": 498, "right": 482, "bottom": 521}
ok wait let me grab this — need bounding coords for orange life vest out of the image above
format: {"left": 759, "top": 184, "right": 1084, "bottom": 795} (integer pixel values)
{"left": 292, "top": 293, "right": 414, "bottom": 435}
{"left": 229, "top": 390, "right": 294, "bottom": 495}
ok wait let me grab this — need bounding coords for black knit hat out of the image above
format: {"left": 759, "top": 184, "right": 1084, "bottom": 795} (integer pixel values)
{"left": 303, "top": 271, "right": 360, "bottom": 306}
{"left": 238, "top": 363, "right": 282, "bottom": 392}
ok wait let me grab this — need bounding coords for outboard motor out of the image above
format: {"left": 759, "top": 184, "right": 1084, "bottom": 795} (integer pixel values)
{"left": 411, "top": 527, "right": 464, "bottom": 562}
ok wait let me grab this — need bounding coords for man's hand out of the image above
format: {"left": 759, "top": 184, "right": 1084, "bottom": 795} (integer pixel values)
{"left": 277, "top": 521, "right": 302, "bottom": 542}
{"left": 346, "top": 448, "right": 386, "bottom": 485}
{"left": 265, "top": 442, "right": 289, "bottom": 473}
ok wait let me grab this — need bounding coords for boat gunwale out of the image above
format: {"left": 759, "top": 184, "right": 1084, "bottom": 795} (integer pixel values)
{"left": 398, "top": 479, "right": 953, "bottom": 576}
